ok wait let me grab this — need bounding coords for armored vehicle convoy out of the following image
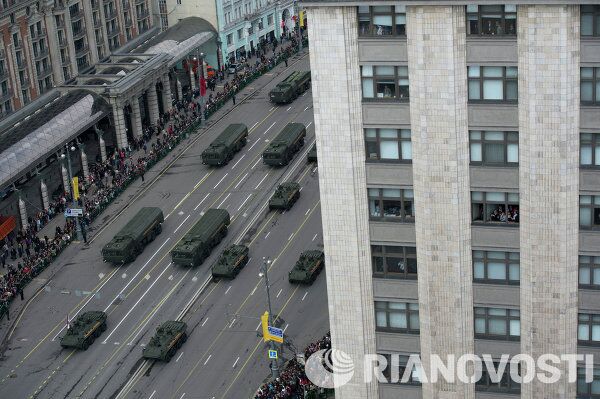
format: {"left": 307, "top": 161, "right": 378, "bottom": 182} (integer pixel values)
{"left": 142, "top": 321, "right": 187, "bottom": 362}
{"left": 307, "top": 143, "right": 317, "bottom": 163}
{"left": 211, "top": 245, "right": 250, "bottom": 279}
{"left": 288, "top": 250, "right": 325, "bottom": 284}
{"left": 202, "top": 124, "right": 248, "bottom": 166}
{"left": 269, "top": 182, "right": 301, "bottom": 210}
{"left": 60, "top": 311, "right": 107, "bottom": 350}
{"left": 171, "top": 209, "right": 230, "bottom": 267}
{"left": 102, "top": 207, "right": 164, "bottom": 264}
{"left": 262, "top": 123, "right": 306, "bottom": 166}
{"left": 269, "top": 71, "right": 311, "bottom": 104}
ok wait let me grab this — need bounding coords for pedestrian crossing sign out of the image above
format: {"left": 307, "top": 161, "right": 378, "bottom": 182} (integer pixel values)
{"left": 268, "top": 350, "right": 278, "bottom": 359}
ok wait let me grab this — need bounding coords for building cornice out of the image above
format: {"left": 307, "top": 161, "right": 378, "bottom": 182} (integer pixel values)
{"left": 301, "top": 0, "right": 600, "bottom": 7}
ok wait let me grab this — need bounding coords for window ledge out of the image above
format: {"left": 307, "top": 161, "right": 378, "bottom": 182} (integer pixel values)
{"left": 363, "top": 99, "right": 410, "bottom": 104}
{"left": 358, "top": 36, "right": 407, "bottom": 41}
{"left": 366, "top": 159, "right": 413, "bottom": 165}
{"left": 466, "top": 35, "right": 517, "bottom": 42}
{"left": 472, "top": 222, "right": 519, "bottom": 228}
{"left": 468, "top": 100, "right": 518, "bottom": 105}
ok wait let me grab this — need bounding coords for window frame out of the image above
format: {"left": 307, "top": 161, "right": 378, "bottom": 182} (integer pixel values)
{"left": 577, "top": 367, "right": 600, "bottom": 397}
{"left": 364, "top": 128, "right": 412, "bottom": 163}
{"left": 466, "top": 5, "right": 517, "bottom": 36}
{"left": 469, "top": 130, "right": 519, "bottom": 166}
{"left": 476, "top": 360, "right": 521, "bottom": 393}
{"left": 379, "top": 353, "right": 422, "bottom": 385}
{"left": 581, "top": 67, "right": 600, "bottom": 105}
{"left": 468, "top": 66, "right": 518, "bottom": 103}
{"left": 580, "top": 195, "right": 600, "bottom": 229}
{"left": 372, "top": 245, "right": 417, "bottom": 280}
{"left": 361, "top": 65, "right": 409, "bottom": 102}
{"left": 581, "top": 5, "right": 600, "bottom": 37}
{"left": 357, "top": 5, "right": 406, "bottom": 37}
{"left": 473, "top": 250, "right": 520, "bottom": 285}
{"left": 471, "top": 191, "right": 520, "bottom": 225}
{"left": 375, "top": 301, "right": 420, "bottom": 334}
{"left": 580, "top": 256, "right": 600, "bottom": 290}
{"left": 474, "top": 307, "right": 520, "bottom": 341}
{"left": 581, "top": 133, "right": 600, "bottom": 167}
{"left": 578, "top": 313, "right": 600, "bottom": 346}
{"left": 368, "top": 187, "right": 415, "bottom": 223}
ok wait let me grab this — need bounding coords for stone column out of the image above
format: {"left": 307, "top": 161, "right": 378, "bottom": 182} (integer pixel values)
{"left": 306, "top": 7, "right": 377, "bottom": 398}
{"left": 110, "top": 99, "right": 129, "bottom": 149}
{"left": 60, "top": 159, "right": 71, "bottom": 196}
{"left": 18, "top": 197, "right": 28, "bottom": 230}
{"left": 176, "top": 78, "right": 183, "bottom": 100}
{"left": 130, "top": 96, "right": 143, "bottom": 138}
{"left": 518, "top": 5, "right": 580, "bottom": 399}
{"left": 80, "top": 145, "right": 89, "bottom": 180}
{"left": 147, "top": 85, "right": 160, "bottom": 126}
{"left": 40, "top": 179, "right": 49, "bottom": 211}
{"left": 162, "top": 73, "right": 172, "bottom": 112}
{"left": 188, "top": 62, "right": 196, "bottom": 92}
{"left": 96, "top": 128, "right": 107, "bottom": 163}
{"left": 406, "top": 6, "right": 474, "bottom": 399}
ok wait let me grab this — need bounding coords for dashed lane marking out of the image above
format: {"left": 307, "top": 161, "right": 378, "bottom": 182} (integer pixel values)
{"left": 174, "top": 214, "right": 191, "bottom": 234}
{"left": 302, "top": 292, "right": 308, "bottom": 301}
{"left": 213, "top": 173, "right": 228, "bottom": 189}
{"left": 254, "top": 174, "right": 268, "bottom": 189}
{"left": 231, "top": 154, "right": 246, "bottom": 169}
{"left": 194, "top": 193, "right": 211, "bottom": 211}
{"left": 201, "top": 317, "right": 209, "bottom": 327}
{"left": 204, "top": 355, "right": 212, "bottom": 365}
{"left": 217, "top": 193, "right": 231, "bottom": 208}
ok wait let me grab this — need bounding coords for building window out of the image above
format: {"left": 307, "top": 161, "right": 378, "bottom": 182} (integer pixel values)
{"left": 176, "top": 0, "right": 181, "bottom": 4}
{"left": 470, "top": 131, "right": 518, "bottom": 166}
{"left": 375, "top": 301, "right": 419, "bottom": 334}
{"left": 468, "top": 66, "right": 518, "bottom": 102}
{"left": 473, "top": 250, "right": 519, "bottom": 285}
{"left": 582, "top": 67, "right": 600, "bottom": 105}
{"left": 471, "top": 191, "right": 519, "bottom": 225}
{"left": 578, "top": 313, "right": 600, "bottom": 346}
{"left": 577, "top": 367, "right": 600, "bottom": 397}
{"left": 372, "top": 245, "right": 417, "bottom": 279}
{"left": 227, "top": 33, "right": 233, "bottom": 46}
{"left": 379, "top": 354, "right": 422, "bottom": 385}
{"left": 368, "top": 188, "right": 415, "bottom": 222}
{"left": 365, "top": 128, "right": 411, "bottom": 163}
{"left": 258, "top": 18, "right": 263, "bottom": 30}
{"left": 268, "top": 14, "right": 273, "bottom": 25}
{"left": 358, "top": 6, "right": 406, "bottom": 36}
{"left": 477, "top": 360, "right": 520, "bottom": 393}
{"left": 580, "top": 196, "right": 600, "bottom": 229}
{"left": 361, "top": 66, "right": 409, "bottom": 101}
{"left": 580, "top": 256, "right": 600, "bottom": 289}
{"left": 466, "top": 5, "right": 516, "bottom": 36}
{"left": 474, "top": 307, "right": 520, "bottom": 341}
{"left": 581, "top": 133, "right": 600, "bottom": 167}
{"left": 582, "top": 5, "right": 600, "bottom": 36}
{"left": 237, "top": 28, "right": 243, "bottom": 40}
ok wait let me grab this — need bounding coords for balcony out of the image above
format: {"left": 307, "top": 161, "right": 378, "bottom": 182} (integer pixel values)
{"left": 72, "top": 26, "right": 87, "bottom": 40}
{"left": 75, "top": 43, "right": 88, "bottom": 56}
{"left": 137, "top": 9, "right": 149, "bottom": 19}
{"left": 105, "top": 8, "right": 117, "bottom": 20}
{"left": 34, "top": 47, "right": 49, "bottom": 60}
{"left": 70, "top": 9, "right": 84, "bottom": 21}
{"left": 58, "top": 36, "right": 68, "bottom": 47}
{"left": 0, "top": 88, "right": 13, "bottom": 102}
{"left": 30, "top": 28, "right": 47, "bottom": 40}
{"left": 61, "top": 54, "right": 70, "bottom": 66}
{"left": 37, "top": 65, "right": 53, "bottom": 78}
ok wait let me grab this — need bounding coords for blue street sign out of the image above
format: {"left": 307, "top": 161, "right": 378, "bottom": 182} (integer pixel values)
{"left": 268, "top": 349, "right": 278, "bottom": 359}
{"left": 268, "top": 326, "right": 283, "bottom": 342}
{"left": 64, "top": 208, "right": 83, "bottom": 217}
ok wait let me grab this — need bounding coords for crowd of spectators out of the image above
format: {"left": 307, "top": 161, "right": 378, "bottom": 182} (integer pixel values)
{"left": 254, "top": 333, "right": 333, "bottom": 399}
{"left": 0, "top": 35, "right": 308, "bottom": 322}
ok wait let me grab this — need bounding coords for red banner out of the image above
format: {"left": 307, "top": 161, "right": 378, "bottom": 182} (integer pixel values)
{"left": 0, "top": 215, "right": 16, "bottom": 240}
{"left": 200, "top": 76, "right": 206, "bottom": 97}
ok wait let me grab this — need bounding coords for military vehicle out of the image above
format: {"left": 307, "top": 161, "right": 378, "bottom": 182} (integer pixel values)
{"left": 262, "top": 123, "right": 306, "bottom": 166}
{"left": 202, "top": 124, "right": 248, "bottom": 166}
{"left": 269, "top": 71, "right": 311, "bottom": 104}
{"left": 211, "top": 245, "right": 250, "bottom": 279}
{"left": 142, "top": 321, "right": 187, "bottom": 362}
{"left": 102, "top": 207, "right": 164, "bottom": 264}
{"left": 171, "top": 209, "right": 230, "bottom": 267}
{"left": 289, "top": 250, "right": 325, "bottom": 284}
{"left": 307, "top": 143, "right": 317, "bottom": 163}
{"left": 60, "top": 311, "right": 107, "bottom": 350}
{"left": 269, "top": 182, "right": 301, "bottom": 210}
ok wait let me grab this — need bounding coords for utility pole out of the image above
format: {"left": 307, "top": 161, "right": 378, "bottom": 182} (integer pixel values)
{"left": 260, "top": 257, "right": 279, "bottom": 378}
{"left": 62, "top": 145, "right": 82, "bottom": 241}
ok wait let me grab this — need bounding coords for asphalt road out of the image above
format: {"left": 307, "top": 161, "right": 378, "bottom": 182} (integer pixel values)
{"left": 0, "top": 53, "right": 330, "bottom": 399}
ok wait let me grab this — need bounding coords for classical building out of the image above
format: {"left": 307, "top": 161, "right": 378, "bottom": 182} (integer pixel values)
{"left": 0, "top": 0, "right": 157, "bottom": 119}
{"left": 303, "top": 1, "right": 600, "bottom": 398}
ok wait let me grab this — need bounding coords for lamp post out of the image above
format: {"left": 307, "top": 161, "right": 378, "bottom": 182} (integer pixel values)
{"left": 259, "top": 256, "right": 279, "bottom": 379}
{"left": 61, "top": 145, "right": 82, "bottom": 242}
{"left": 294, "top": 0, "right": 302, "bottom": 51}
{"left": 199, "top": 50, "right": 205, "bottom": 125}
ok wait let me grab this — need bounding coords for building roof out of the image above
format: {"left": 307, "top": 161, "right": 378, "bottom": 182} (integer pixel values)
{"left": 132, "top": 17, "right": 217, "bottom": 54}
{"left": 300, "top": 0, "right": 597, "bottom": 5}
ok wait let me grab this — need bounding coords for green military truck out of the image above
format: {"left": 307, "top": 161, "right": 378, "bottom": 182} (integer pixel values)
{"left": 269, "top": 182, "right": 301, "bottom": 210}
{"left": 202, "top": 123, "right": 248, "bottom": 166}
{"left": 262, "top": 123, "right": 306, "bottom": 166}
{"left": 269, "top": 71, "right": 311, "bottom": 104}
{"left": 211, "top": 244, "right": 250, "bottom": 279}
{"left": 289, "top": 250, "right": 325, "bottom": 284}
{"left": 102, "top": 207, "right": 164, "bottom": 264}
{"left": 307, "top": 143, "right": 317, "bottom": 163}
{"left": 60, "top": 311, "right": 107, "bottom": 350}
{"left": 171, "top": 208, "right": 230, "bottom": 267}
{"left": 142, "top": 321, "right": 187, "bottom": 362}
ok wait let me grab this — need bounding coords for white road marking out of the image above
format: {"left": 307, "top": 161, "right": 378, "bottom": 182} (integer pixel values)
{"left": 286, "top": 106, "right": 292, "bottom": 112}
{"left": 251, "top": 121, "right": 259, "bottom": 130}
{"left": 234, "top": 173, "right": 248, "bottom": 189}
{"left": 276, "top": 288, "right": 283, "bottom": 298}
{"left": 204, "top": 355, "right": 212, "bottom": 365}
{"left": 302, "top": 92, "right": 308, "bottom": 97}
{"left": 225, "top": 285, "right": 232, "bottom": 294}
{"left": 250, "top": 286, "right": 257, "bottom": 296}
{"left": 269, "top": 106, "right": 275, "bottom": 111}
{"left": 176, "top": 352, "right": 184, "bottom": 362}
{"left": 264, "top": 231, "right": 271, "bottom": 239}
{"left": 288, "top": 233, "right": 294, "bottom": 241}
{"left": 255, "top": 174, "right": 268, "bottom": 189}
{"left": 251, "top": 158, "right": 262, "bottom": 169}
{"left": 213, "top": 173, "right": 228, "bottom": 189}
{"left": 283, "top": 324, "right": 289, "bottom": 333}
{"left": 102, "top": 264, "right": 172, "bottom": 343}
{"left": 299, "top": 187, "right": 303, "bottom": 192}
{"left": 148, "top": 390, "right": 156, "bottom": 399}
{"left": 237, "top": 194, "right": 253, "bottom": 211}
{"left": 312, "top": 166, "right": 318, "bottom": 173}
{"left": 233, "top": 356, "right": 240, "bottom": 368}
{"left": 304, "top": 106, "right": 309, "bottom": 111}
{"left": 168, "top": 275, "right": 174, "bottom": 281}
{"left": 307, "top": 121, "right": 313, "bottom": 128}
{"left": 144, "top": 274, "right": 150, "bottom": 280}
{"left": 201, "top": 317, "right": 209, "bottom": 327}
{"left": 174, "top": 214, "right": 191, "bottom": 233}
{"left": 180, "top": 394, "right": 186, "bottom": 399}
{"left": 312, "top": 233, "right": 318, "bottom": 241}
{"left": 263, "top": 122, "right": 276, "bottom": 135}
{"left": 122, "top": 273, "right": 127, "bottom": 279}
{"left": 114, "top": 342, "right": 120, "bottom": 345}
{"left": 194, "top": 173, "right": 210, "bottom": 189}
{"left": 305, "top": 208, "right": 310, "bottom": 215}
{"left": 194, "top": 193, "right": 211, "bottom": 210}
{"left": 255, "top": 322, "right": 261, "bottom": 331}
{"left": 231, "top": 154, "right": 246, "bottom": 169}
{"left": 217, "top": 193, "right": 231, "bottom": 208}
{"left": 247, "top": 139, "right": 260, "bottom": 151}
{"left": 229, "top": 318, "right": 236, "bottom": 328}
{"left": 302, "top": 292, "right": 308, "bottom": 301}
{"left": 98, "top": 273, "right": 105, "bottom": 279}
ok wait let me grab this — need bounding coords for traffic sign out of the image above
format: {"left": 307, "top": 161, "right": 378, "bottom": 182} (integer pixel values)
{"left": 268, "top": 326, "right": 283, "bottom": 343}
{"left": 64, "top": 208, "right": 83, "bottom": 217}
{"left": 268, "top": 349, "right": 278, "bottom": 359}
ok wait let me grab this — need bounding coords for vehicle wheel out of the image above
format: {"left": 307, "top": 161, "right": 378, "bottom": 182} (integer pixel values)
{"left": 82, "top": 341, "right": 89, "bottom": 351}
{"left": 157, "top": 225, "right": 162, "bottom": 234}
{"left": 182, "top": 333, "right": 188, "bottom": 343}
{"left": 101, "top": 322, "right": 107, "bottom": 332}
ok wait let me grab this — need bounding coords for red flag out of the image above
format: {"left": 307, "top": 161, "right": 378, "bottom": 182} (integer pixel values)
{"left": 200, "top": 75, "right": 206, "bottom": 97}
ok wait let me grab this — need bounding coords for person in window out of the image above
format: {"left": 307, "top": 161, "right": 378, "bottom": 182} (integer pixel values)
{"left": 484, "top": 20, "right": 494, "bottom": 35}
{"left": 383, "top": 85, "right": 392, "bottom": 98}
{"left": 499, "top": 211, "right": 508, "bottom": 222}
{"left": 495, "top": 21, "right": 503, "bottom": 35}
{"left": 376, "top": 25, "right": 383, "bottom": 36}
{"left": 490, "top": 209, "right": 499, "bottom": 221}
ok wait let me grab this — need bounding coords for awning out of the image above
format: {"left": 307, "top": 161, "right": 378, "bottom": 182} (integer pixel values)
{"left": 0, "top": 215, "right": 16, "bottom": 240}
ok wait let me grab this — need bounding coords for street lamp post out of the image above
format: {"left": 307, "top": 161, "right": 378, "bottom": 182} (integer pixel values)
{"left": 260, "top": 257, "right": 279, "bottom": 379}
{"left": 294, "top": 0, "right": 302, "bottom": 51}
{"left": 61, "top": 145, "right": 82, "bottom": 242}
{"left": 196, "top": 49, "right": 206, "bottom": 126}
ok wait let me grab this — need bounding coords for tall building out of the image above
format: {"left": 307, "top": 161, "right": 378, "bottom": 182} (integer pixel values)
{"left": 304, "top": 1, "right": 600, "bottom": 398}
{"left": 0, "top": 0, "right": 156, "bottom": 119}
